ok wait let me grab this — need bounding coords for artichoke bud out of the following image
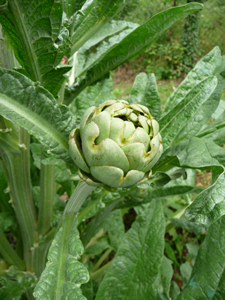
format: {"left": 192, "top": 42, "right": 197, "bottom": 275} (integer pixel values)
{"left": 69, "top": 100, "right": 163, "bottom": 189}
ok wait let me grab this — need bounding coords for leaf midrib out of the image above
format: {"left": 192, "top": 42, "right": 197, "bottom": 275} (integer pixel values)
{"left": 160, "top": 77, "right": 216, "bottom": 134}
{"left": 9, "top": 0, "right": 41, "bottom": 82}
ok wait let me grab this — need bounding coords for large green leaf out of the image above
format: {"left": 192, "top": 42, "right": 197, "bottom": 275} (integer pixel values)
{"left": 33, "top": 215, "right": 89, "bottom": 300}
{"left": 0, "top": 68, "right": 75, "bottom": 160}
{"left": 197, "top": 100, "right": 225, "bottom": 145}
{"left": 159, "top": 76, "right": 217, "bottom": 151}
{"left": 66, "top": 3, "right": 203, "bottom": 98}
{"left": 174, "top": 54, "right": 225, "bottom": 143}
{"left": 95, "top": 200, "right": 165, "bottom": 300}
{"left": 63, "top": 0, "right": 86, "bottom": 18}
{"left": 128, "top": 73, "right": 161, "bottom": 120}
{"left": 70, "top": 0, "right": 132, "bottom": 55}
{"left": 0, "top": 0, "right": 69, "bottom": 91}
{"left": 116, "top": 185, "right": 203, "bottom": 210}
{"left": 185, "top": 170, "right": 225, "bottom": 225}
{"left": 160, "top": 137, "right": 222, "bottom": 170}
{"left": 163, "top": 46, "right": 225, "bottom": 115}
{"left": 202, "top": 140, "right": 225, "bottom": 167}
{"left": 153, "top": 256, "right": 173, "bottom": 300}
{"left": 103, "top": 209, "right": 125, "bottom": 251}
{"left": 170, "top": 217, "right": 206, "bottom": 235}
{"left": 72, "top": 20, "right": 138, "bottom": 80}
{"left": 178, "top": 215, "right": 225, "bottom": 299}
{"left": 0, "top": 268, "right": 37, "bottom": 300}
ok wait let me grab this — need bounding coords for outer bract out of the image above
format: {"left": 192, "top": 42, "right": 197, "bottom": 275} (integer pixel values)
{"left": 69, "top": 100, "right": 163, "bottom": 189}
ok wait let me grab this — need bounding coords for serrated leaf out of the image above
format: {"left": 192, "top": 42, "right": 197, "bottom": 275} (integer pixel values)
{"left": 198, "top": 103, "right": 225, "bottom": 145}
{"left": 0, "top": 68, "right": 75, "bottom": 160}
{"left": 103, "top": 210, "right": 125, "bottom": 251}
{"left": 170, "top": 217, "right": 206, "bottom": 235}
{"left": 0, "top": 212, "right": 17, "bottom": 232}
{"left": 211, "top": 99, "right": 225, "bottom": 119}
{"left": 178, "top": 215, "right": 225, "bottom": 299}
{"left": 185, "top": 170, "right": 225, "bottom": 225}
{"left": 163, "top": 48, "right": 225, "bottom": 141}
{"left": 68, "top": 3, "right": 203, "bottom": 97}
{"left": 33, "top": 215, "right": 89, "bottom": 300}
{"left": 42, "top": 66, "right": 72, "bottom": 98}
{"left": 0, "top": 270, "right": 37, "bottom": 300}
{"left": 70, "top": 0, "right": 132, "bottom": 55}
{"left": 201, "top": 140, "right": 225, "bottom": 167}
{"left": 0, "top": 0, "right": 64, "bottom": 84}
{"left": 159, "top": 76, "right": 217, "bottom": 151}
{"left": 63, "top": 0, "right": 86, "bottom": 18}
{"left": 128, "top": 73, "right": 161, "bottom": 120}
{"left": 161, "top": 137, "right": 222, "bottom": 169}
{"left": 116, "top": 185, "right": 203, "bottom": 210}
{"left": 95, "top": 200, "right": 165, "bottom": 300}
{"left": 73, "top": 20, "right": 138, "bottom": 79}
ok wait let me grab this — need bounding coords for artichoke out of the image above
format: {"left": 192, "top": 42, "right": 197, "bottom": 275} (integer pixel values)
{"left": 69, "top": 100, "right": 163, "bottom": 189}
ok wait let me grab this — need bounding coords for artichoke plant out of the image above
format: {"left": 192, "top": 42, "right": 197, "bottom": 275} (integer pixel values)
{"left": 69, "top": 100, "right": 163, "bottom": 189}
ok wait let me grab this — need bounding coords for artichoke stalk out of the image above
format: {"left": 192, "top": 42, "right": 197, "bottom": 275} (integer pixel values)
{"left": 69, "top": 100, "right": 163, "bottom": 189}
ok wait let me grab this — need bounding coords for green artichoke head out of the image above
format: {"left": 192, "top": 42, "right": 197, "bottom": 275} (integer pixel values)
{"left": 69, "top": 100, "right": 163, "bottom": 189}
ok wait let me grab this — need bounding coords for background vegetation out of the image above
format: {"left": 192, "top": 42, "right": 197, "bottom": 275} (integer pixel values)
{"left": 111, "top": 0, "right": 225, "bottom": 290}
{"left": 113, "top": 0, "right": 225, "bottom": 104}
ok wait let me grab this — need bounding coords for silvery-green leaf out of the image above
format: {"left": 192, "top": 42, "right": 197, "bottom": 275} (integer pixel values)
{"left": 0, "top": 269, "right": 37, "bottom": 300}
{"left": 70, "top": 0, "right": 133, "bottom": 55}
{"left": 170, "top": 217, "right": 206, "bottom": 235}
{"left": 0, "top": 0, "right": 67, "bottom": 88}
{"left": 67, "top": 3, "right": 203, "bottom": 98}
{"left": 33, "top": 216, "right": 89, "bottom": 300}
{"left": 95, "top": 200, "right": 165, "bottom": 300}
{"left": 73, "top": 20, "right": 138, "bottom": 79}
{"left": 159, "top": 76, "right": 217, "bottom": 151}
{"left": 180, "top": 262, "right": 192, "bottom": 288}
{"left": 0, "top": 68, "right": 75, "bottom": 160}
{"left": 178, "top": 215, "right": 225, "bottom": 299}
{"left": 185, "top": 170, "right": 225, "bottom": 225}
{"left": 186, "top": 242, "right": 200, "bottom": 265}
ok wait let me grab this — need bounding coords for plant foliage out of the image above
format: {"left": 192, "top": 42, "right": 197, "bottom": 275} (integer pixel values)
{"left": 1, "top": 1, "right": 225, "bottom": 300}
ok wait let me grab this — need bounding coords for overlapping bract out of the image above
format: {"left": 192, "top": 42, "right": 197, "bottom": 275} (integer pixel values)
{"left": 69, "top": 100, "right": 163, "bottom": 189}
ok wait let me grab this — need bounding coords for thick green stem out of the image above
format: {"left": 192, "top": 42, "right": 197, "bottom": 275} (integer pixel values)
{"left": 33, "top": 228, "right": 56, "bottom": 277}
{"left": 0, "top": 228, "right": 25, "bottom": 270}
{"left": 77, "top": 190, "right": 107, "bottom": 224}
{"left": 64, "top": 181, "right": 96, "bottom": 215}
{"left": 81, "top": 200, "right": 121, "bottom": 247}
{"left": 93, "top": 247, "right": 113, "bottom": 271}
{"left": 0, "top": 129, "right": 37, "bottom": 270}
{"left": 37, "top": 163, "right": 55, "bottom": 235}
{"left": 90, "top": 261, "right": 112, "bottom": 281}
